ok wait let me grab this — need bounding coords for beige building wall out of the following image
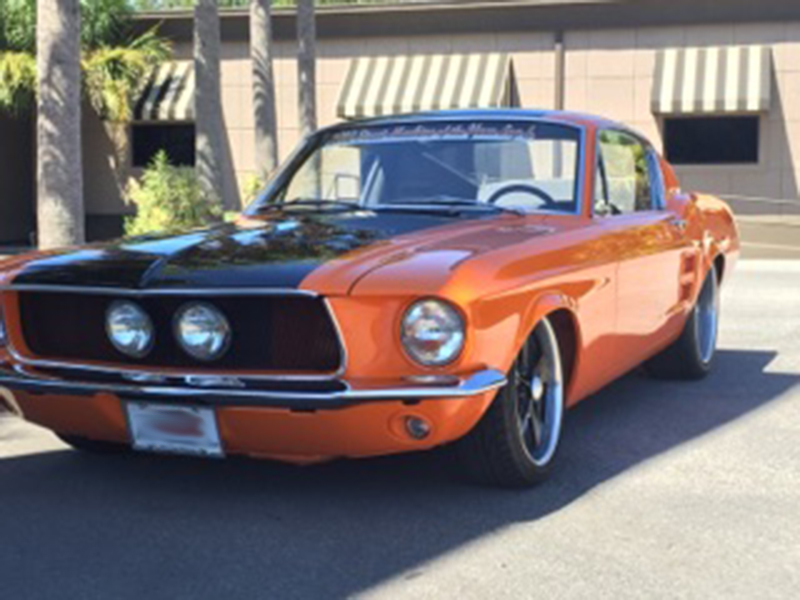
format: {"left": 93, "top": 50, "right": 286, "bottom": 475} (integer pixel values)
{"left": 170, "top": 31, "right": 556, "bottom": 209}
{"left": 83, "top": 110, "right": 129, "bottom": 216}
{"left": 566, "top": 21, "right": 800, "bottom": 215}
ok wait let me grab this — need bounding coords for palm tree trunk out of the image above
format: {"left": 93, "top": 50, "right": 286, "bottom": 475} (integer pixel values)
{"left": 36, "top": 0, "right": 84, "bottom": 249}
{"left": 251, "top": 0, "right": 279, "bottom": 180}
{"left": 194, "top": 0, "right": 230, "bottom": 211}
{"left": 297, "top": 0, "right": 317, "bottom": 138}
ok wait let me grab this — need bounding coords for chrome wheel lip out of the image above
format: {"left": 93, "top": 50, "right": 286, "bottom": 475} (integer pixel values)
{"left": 531, "top": 373, "right": 545, "bottom": 402}
{"left": 696, "top": 267, "right": 719, "bottom": 365}
{"left": 518, "top": 318, "right": 564, "bottom": 468}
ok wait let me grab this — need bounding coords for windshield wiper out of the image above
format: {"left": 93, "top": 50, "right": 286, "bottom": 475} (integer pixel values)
{"left": 255, "top": 199, "right": 362, "bottom": 213}
{"left": 381, "top": 198, "right": 525, "bottom": 217}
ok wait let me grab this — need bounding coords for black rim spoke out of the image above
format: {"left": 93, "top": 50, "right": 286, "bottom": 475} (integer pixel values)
{"left": 530, "top": 410, "right": 543, "bottom": 447}
{"left": 519, "top": 411, "right": 531, "bottom": 437}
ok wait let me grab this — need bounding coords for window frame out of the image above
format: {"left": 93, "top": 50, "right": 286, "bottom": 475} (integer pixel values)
{"left": 647, "top": 149, "right": 667, "bottom": 210}
{"left": 593, "top": 127, "right": 664, "bottom": 218}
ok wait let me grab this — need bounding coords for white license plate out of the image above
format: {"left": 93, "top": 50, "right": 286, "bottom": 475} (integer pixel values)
{"left": 126, "top": 402, "right": 224, "bottom": 458}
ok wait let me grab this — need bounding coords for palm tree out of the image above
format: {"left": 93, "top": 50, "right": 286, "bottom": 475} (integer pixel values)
{"left": 1, "top": 1, "right": 170, "bottom": 122}
{"left": 251, "top": 0, "right": 279, "bottom": 180}
{"left": 296, "top": 0, "right": 317, "bottom": 137}
{"left": 194, "top": 0, "right": 229, "bottom": 211}
{"left": 36, "top": 0, "right": 84, "bottom": 248}
{"left": 1, "top": 0, "right": 170, "bottom": 247}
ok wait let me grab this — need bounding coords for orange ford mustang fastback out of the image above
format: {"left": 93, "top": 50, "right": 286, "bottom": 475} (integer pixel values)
{"left": 0, "top": 110, "right": 738, "bottom": 487}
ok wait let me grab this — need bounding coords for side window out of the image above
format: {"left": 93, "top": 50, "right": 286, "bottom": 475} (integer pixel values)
{"left": 596, "top": 130, "right": 652, "bottom": 215}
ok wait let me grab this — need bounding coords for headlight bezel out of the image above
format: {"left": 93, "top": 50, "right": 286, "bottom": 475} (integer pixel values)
{"left": 173, "top": 302, "right": 233, "bottom": 362}
{"left": 400, "top": 298, "right": 466, "bottom": 368}
{"left": 105, "top": 300, "right": 155, "bottom": 359}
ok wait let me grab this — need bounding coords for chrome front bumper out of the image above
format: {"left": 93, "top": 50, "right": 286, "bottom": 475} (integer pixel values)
{"left": 0, "top": 365, "right": 506, "bottom": 411}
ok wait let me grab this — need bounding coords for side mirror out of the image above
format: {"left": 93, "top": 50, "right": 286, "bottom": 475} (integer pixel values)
{"left": 593, "top": 200, "right": 609, "bottom": 217}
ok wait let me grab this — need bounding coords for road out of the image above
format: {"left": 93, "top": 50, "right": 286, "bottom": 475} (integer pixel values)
{"left": 1, "top": 261, "right": 798, "bottom": 600}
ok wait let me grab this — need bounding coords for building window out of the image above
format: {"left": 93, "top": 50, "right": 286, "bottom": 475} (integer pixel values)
{"left": 663, "top": 117, "right": 759, "bottom": 165}
{"left": 132, "top": 123, "right": 195, "bottom": 168}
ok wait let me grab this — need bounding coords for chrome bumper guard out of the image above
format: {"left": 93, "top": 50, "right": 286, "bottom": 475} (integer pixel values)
{"left": 0, "top": 365, "right": 506, "bottom": 411}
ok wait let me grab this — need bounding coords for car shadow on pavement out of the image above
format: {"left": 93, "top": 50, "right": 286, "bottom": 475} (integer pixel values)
{"left": 0, "top": 349, "right": 796, "bottom": 600}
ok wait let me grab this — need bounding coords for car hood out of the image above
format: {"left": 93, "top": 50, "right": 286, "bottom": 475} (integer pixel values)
{"left": 4, "top": 211, "right": 563, "bottom": 295}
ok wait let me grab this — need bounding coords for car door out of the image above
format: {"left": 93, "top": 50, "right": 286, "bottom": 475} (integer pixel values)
{"left": 594, "top": 129, "right": 691, "bottom": 377}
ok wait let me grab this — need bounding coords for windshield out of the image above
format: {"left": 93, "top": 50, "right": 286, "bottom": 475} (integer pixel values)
{"left": 252, "top": 121, "right": 582, "bottom": 215}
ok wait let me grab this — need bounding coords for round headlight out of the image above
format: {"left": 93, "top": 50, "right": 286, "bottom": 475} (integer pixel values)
{"left": 401, "top": 299, "right": 465, "bottom": 367}
{"left": 106, "top": 301, "right": 154, "bottom": 358}
{"left": 174, "top": 303, "right": 231, "bottom": 361}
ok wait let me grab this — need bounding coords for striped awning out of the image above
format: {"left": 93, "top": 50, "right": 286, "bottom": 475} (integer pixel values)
{"left": 134, "top": 62, "right": 195, "bottom": 122}
{"left": 336, "top": 53, "right": 515, "bottom": 120}
{"left": 652, "top": 46, "right": 772, "bottom": 115}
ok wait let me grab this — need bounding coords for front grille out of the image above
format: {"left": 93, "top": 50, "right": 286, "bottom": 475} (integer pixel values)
{"left": 16, "top": 291, "right": 343, "bottom": 372}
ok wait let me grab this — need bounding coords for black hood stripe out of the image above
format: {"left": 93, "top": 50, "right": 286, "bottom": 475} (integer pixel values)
{"left": 11, "top": 212, "right": 493, "bottom": 291}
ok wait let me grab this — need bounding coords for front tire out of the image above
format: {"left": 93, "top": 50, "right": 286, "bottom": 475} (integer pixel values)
{"left": 645, "top": 263, "right": 720, "bottom": 380}
{"left": 456, "top": 317, "right": 565, "bottom": 488}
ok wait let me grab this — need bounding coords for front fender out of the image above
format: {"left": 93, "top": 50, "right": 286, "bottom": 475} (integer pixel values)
{"left": 477, "top": 290, "right": 580, "bottom": 379}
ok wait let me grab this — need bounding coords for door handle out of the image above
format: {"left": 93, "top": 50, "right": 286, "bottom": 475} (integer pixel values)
{"left": 670, "top": 218, "right": 688, "bottom": 231}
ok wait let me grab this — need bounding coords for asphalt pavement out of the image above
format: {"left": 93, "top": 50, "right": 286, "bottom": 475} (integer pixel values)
{"left": 0, "top": 260, "right": 798, "bottom": 600}
{"left": 736, "top": 216, "right": 800, "bottom": 260}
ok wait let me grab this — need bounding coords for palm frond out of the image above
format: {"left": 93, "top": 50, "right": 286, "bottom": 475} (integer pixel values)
{"left": 0, "top": 51, "right": 36, "bottom": 114}
{"left": 0, "top": 0, "right": 37, "bottom": 53}
{"left": 82, "top": 28, "right": 171, "bottom": 122}
{"left": 1, "top": 0, "right": 172, "bottom": 122}
{"left": 79, "top": 0, "right": 133, "bottom": 50}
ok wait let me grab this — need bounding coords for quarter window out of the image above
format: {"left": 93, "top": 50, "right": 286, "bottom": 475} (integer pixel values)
{"left": 596, "top": 130, "right": 652, "bottom": 216}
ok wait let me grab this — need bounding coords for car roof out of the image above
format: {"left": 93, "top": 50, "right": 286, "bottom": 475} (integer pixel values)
{"left": 327, "top": 109, "right": 623, "bottom": 130}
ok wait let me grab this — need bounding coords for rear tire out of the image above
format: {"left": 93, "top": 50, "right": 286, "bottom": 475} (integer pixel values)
{"left": 645, "top": 264, "right": 720, "bottom": 380}
{"left": 57, "top": 434, "right": 129, "bottom": 455}
{"left": 456, "top": 317, "right": 565, "bottom": 488}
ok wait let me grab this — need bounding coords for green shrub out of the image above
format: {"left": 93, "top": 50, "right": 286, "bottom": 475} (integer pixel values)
{"left": 239, "top": 174, "right": 262, "bottom": 207}
{"left": 124, "top": 151, "right": 222, "bottom": 236}
{"left": 238, "top": 172, "right": 272, "bottom": 209}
